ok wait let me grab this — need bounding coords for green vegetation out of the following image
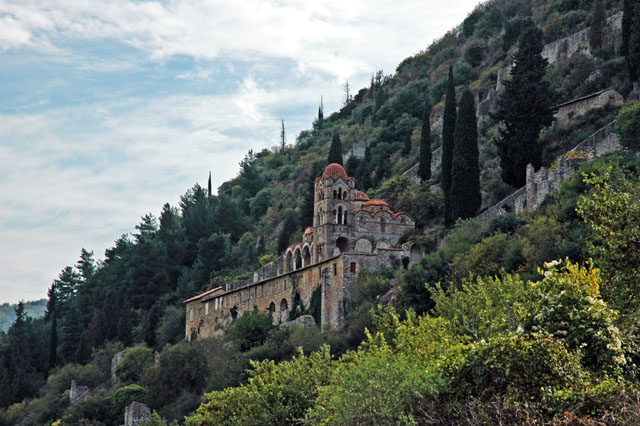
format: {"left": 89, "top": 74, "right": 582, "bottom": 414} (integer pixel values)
{"left": 3, "top": 0, "right": 639, "bottom": 423}
{"left": 616, "top": 101, "right": 640, "bottom": 151}
{"left": 495, "top": 27, "right": 556, "bottom": 187}
{"left": 450, "top": 89, "right": 481, "bottom": 221}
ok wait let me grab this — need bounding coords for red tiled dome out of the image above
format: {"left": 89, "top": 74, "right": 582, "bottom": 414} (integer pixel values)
{"left": 354, "top": 190, "right": 369, "bottom": 201}
{"left": 362, "top": 199, "right": 389, "bottom": 208}
{"left": 321, "top": 163, "right": 349, "bottom": 181}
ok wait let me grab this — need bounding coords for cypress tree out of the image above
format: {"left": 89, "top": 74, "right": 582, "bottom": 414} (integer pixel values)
{"left": 327, "top": 132, "right": 343, "bottom": 165}
{"left": 495, "top": 27, "right": 555, "bottom": 188}
{"left": 450, "top": 89, "right": 481, "bottom": 221}
{"left": 629, "top": 3, "right": 640, "bottom": 84}
{"left": 46, "top": 284, "right": 57, "bottom": 370}
{"left": 622, "top": 0, "right": 633, "bottom": 59}
{"left": 418, "top": 97, "right": 432, "bottom": 182}
{"left": 590, "top": 0, "right": 606, "bottom": 50}
{"left": 208, "top": 171, "right": 212, "bottom": 197}
{"left": 441, "top": 65, "right": 457, "bottom": 227}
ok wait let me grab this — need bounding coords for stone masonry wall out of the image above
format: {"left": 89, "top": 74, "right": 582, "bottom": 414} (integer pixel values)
{"left": 476, "top": 121, "right": 619, "bottom": 223}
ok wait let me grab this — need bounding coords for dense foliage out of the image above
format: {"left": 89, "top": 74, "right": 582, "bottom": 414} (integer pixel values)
{"left": 2, "top": 0, "right": 637, "bottom": 423}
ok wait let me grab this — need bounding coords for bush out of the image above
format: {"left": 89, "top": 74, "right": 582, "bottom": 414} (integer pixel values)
{"left": 143, "top": 342, "right": 208, "bottom": 411}
{"left": 185, "top": 347, "right": 333, "bottom": 426}
{"left": 616, "top": 101, "right": 640, "bottom": 152}
{"left": 354, "top": 270, "right": 393, "bottom": 305}
{"left": 226, "top": 309, "right": 275, "bottom": 352}
{"left": 116, "top": 345, "right": 154, "bottom": 385}
{"left": 451, "top": 334, "right": 586, "bottom": 404}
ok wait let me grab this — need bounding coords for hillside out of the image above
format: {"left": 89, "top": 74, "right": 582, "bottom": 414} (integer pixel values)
{"left": 2, "top": 0, "right": 640, "bottom": 423}
{"left": 0, "top": 300, "right": 46, "bottom": 333}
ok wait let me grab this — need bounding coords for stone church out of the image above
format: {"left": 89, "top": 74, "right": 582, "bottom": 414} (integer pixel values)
{"left": 184, "top": 163, "right": 421, "bottom": 340}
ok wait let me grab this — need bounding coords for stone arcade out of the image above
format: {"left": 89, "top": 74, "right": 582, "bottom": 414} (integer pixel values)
{"left": 184, "top": 163, "right": 420, "bottom": 339}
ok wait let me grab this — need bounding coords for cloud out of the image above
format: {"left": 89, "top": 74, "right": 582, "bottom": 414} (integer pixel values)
{"left": 0, "top": 0, "right": 481, "bottom": 303}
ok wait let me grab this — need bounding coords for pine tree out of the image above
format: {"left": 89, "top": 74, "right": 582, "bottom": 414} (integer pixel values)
{"left": 328, "top": 132, "right": 343, "bottom": 165}
{"left": 590, "top": 0, "right": 606, "bottom": 50}
{"left": 495, "top": 27, "right": 555, "bottom": 188}
{"left": 417, "top": 97, "right": 432, "bottom": 182}
{"left": 441, "top": 65, "right": 457, "bottom": 227}
{"left": 46, "top": 284, "right": 57, "bottom": 369}
{"left": 450, "top": 89, "right": 481, "bottom": 221}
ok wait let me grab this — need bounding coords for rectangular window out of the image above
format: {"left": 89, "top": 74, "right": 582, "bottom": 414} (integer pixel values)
{"left": 333, "top": 263, "right": 337, "bottom": 276}
{"left": 205, "top": 302, "right": 209, "bottom": 315}
{"left": 350, "top": 262, "right": 357, "bottom": 273}
{"left": 189, "top": 309, "right": 194, "bottom": 322}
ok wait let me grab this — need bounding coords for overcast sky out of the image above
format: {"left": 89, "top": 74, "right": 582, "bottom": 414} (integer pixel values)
{"left": 0, "top": 0, "right": 481, "bottom": 304}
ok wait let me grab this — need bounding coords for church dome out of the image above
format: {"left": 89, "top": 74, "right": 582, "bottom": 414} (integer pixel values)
{"left": 321, "top": 163, "right": 349, "bottom": 181}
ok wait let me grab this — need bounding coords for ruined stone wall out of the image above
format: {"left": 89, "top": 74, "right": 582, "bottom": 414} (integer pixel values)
{"left": 556, "top": 89, "right": 624, "bottom": 122}
{"left": 476, "top": 121, "right": 619, "bottom": 223}
{"left": 526, "top": 122, "right": 619, "bottom": 210}
{"left": 402, "top": 146, "right": 442, "bottom": 184}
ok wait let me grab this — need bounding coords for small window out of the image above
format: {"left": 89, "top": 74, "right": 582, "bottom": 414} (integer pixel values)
{"left": 333, "top": 263, "right": 337, "bottom": 276}
{"left": 350, "top": 262, "right": 357, "bottom": 273}
{"left": 189, "top": 309, "right": 194, "bottom": 322}
{"left": 205, "top": 302, "right": 209, "bottom": 315}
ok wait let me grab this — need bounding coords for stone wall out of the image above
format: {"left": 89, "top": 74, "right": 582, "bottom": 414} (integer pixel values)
{"left": 476, "top": 121, "right": 619, "bottom": 223}
{"left": 555, "top": 89, "right": 624, "bottom": 122}
{"left": 402, "top": 146, "right": 442, "bottom": 184}
{"left": 124, "top": 402, "right": 151, "bottom": 426}
{"left": 526, "top": 121, "right": 619, "bottom": 210}
{"left": 542, "top": 12, "right": 622, "bottom": 66}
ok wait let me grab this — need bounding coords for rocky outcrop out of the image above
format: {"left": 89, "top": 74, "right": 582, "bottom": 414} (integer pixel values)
{"left": 111, "top": 349, "right": 128, "bottom": 388}
{"left": 280, "top": 315, "right": 316, "bottom": 328}
{"left": 124, "top": 401, "right": 151, "bottom": 426}
{"left": 68, "top": 380, "right": 91, "bottom": 405}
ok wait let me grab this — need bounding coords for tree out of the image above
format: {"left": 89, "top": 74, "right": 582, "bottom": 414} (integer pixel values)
{"left": 280, "top": 118, "right": 286, "bottom": 153}
{"left": 417, "top": 97, "right": 432, "bottom": 182}
{"left": 441, "top": 65, "right": 457, "bottom": 227}
{"left": 344, "top": 80, "right": 352, "bottom": 106}
{"left": 46, "top": 284, "right": 58, "bottom": 369}
{"left": 317, "top": 96, "right": 324, "bottom": 128}
{"left": 621, "top": 0, "right": 638, "bottom": 82}
{"left": 628, "top": 3, "right": 640, "bottom": 85}
{"left": 616, "top": 101, "right": 640, "bottom": 151}
{"left": 208, "top": 171, "right": 212, "bottom": 197}
{"left": 277, "top": 212, "right": 298, "bottom": 254}
{"left": 589, "top": 0, "right": 606, "bottom": 50}
{"left": 450, "top": 89, "right": 481, "bottom": 221}
{"left": 327, "top": 132, "right": 343, "bottom": 165}
{"left": 495, "top": 27, "right": 555, "bottom": 188}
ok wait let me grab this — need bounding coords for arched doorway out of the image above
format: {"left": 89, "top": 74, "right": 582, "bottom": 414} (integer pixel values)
{"left": 294, "top": 249, "right": 302, "bottom": 270}
{"left": 302, "top": 246, "right": 311, "bottom": 267}
{"left": 336, "top": 237, "right": 349, "bottom": 253}
{"left": 280, "top": 298, "right": 289, "bottom": 323}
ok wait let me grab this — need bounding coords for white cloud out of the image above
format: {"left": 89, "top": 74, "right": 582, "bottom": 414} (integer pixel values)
{"left": 0, "top": 0, "right": 481, "bottom": 303}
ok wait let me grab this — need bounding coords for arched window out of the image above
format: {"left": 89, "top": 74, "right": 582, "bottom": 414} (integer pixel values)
{"left": 336, "top": 237, "right": 349, "bottom": 253}
{"left": 343, "top": 190, "right": 347, "bottom": 199}
{"left": 337, "top": 206, "right": 343, "bottom": 225}
{"left": 338, "top": 190, "right": 342, "bottom": 199}
{"left": 380, "top": 217, "right": 386, "bottom": 232}
{"left": 343, "top": 210, "right": 348, "bottom": 225}
{"left": 333, "top": 209, "right": 337, "bottom": 224}
{"left": 333, "top": 190, "right": 337, "bottom": 199}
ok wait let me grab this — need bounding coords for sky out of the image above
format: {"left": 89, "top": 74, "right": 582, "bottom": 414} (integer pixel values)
{"left": 0, "top": 0, "right": 481, "bottom": 304}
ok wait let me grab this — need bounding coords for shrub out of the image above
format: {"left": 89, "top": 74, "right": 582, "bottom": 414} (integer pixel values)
{"left": 185, "top": 347, "right": 333, "bottom": 426}
{"left": 116, "top": 345, "right": 154, "bottom": 385}
{"left": 226, "top": 309, "right": 275, "bottom": 352}
{"left": 143, "top": 342, "right": 208, "bottom": 410}
{"left": 616, "top": 101, "right": 640, "bottom": 152}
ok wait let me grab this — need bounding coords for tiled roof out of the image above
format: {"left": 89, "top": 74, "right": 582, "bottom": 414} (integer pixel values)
{"left": 183, "top": 286, "right": 224, "bottom": 304}
{"left": 321, "top": 163, "right": 350, "bottom": 181}
{"left": 362, "top": 199, "right": 389, "bottom": 207}
{"left": 353, "top": 190, "right": 370, "bottom": 201}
